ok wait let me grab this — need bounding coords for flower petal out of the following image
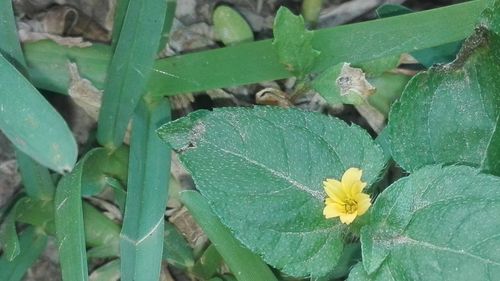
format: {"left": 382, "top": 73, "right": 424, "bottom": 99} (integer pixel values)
{"left": 356, "top": 199, "right": 371, "bottom": 216}
{"left": 349, "top": 181, "right": 367, "bottom": 198}
{"left": 342, "top": 168, "right": 363, "bottom": 189}
{"left": 323, "top": 204, "right": 343, "bottom": 218}
{"left": 323, "top": 179, "right": 347, "bottom": 202}
{"left": 339, "top": 213, "right": 357, "bottom": 225}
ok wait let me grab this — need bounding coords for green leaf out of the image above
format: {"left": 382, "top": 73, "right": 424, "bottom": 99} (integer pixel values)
{"left": 213, "top": 5, "right": 254, "bottom": 46}
{"left": 55, "top": 151, "right": 100, "bottom": 281}
{"left": 158, "top": 107, "right": 386, "bottom": 277}
{"left": 89, "top": 259, "right": 120, "bottom": 281}
{"left": 273, "top": 7, "right": 320, "bottom": 78}
{"left": 0, "top": 208, "right": 20, "bottom": 261}
{"left": 0, "top": 54, "right": 77, "bottom": 173}
{"left": 0, "top": 227, "right": 47, "bottom": 281}
{"left": 376, "top": 4, "right": 462, "bottom": 67}
{"left": 16, "top": 150, "right": 55, "bottom": 200}
{"left": 359, "top": 165, "right": 500, "bottom": 280}
{"left": 0, "top": 0, "right": 26, "bottom": 70}
{"left": 387, "top": 19, "right": 500, "bottom": 175}
{"left": 163, "top": 222, "right": 194, "bottom": 269}
{"left": 97, "top": 0, "right": 168, "bottom": 148}
{"left": 80, "top": 146, "right": 129, "bottom": 196}
{"left": 24, "top": 2, "right": 486, "bottom": 97}
{"left": 312, "top": 63, "right": 375, "bottom": 106}
{"left": 120, "top": 97, "right": 171, "bottom": 281}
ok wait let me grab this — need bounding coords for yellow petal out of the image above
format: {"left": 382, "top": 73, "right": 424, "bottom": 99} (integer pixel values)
{"left": 348, "top": 181, "right": 367, "bottom": 198}
{"left": 339, "top": 213, "right": 357, "bottom": 225}
{"left": 323, "top": 204, "right": 343, "bottom": 218}
{"left": 323, "top": 179, "right": 347, "bottom": 202}
{"left": 342, "top": 168, "right": 363, "bottom": 189}
{"left": 355, "top": 193, "right": 372, "bottom": 216}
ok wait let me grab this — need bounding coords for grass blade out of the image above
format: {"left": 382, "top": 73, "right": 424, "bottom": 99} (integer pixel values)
{"left": 0, "top": 0, "right": 77, "bottom": 173}
{"left": 0, "top": 0, "right": 26, "bottom": 69}
{"left": 55, "top": 151, "right": 101, "bottom": 281}
{"left": 0, "top": 227, "right": 47, "bottom": 281}
{"left": 16, "top": 150, "right": 56, "bottom": 200}
{"left": 120, "top": 97, "right": 171, "bottom": 281}
{"left": 97, "top": 0, "right": 168, "bottom": 148}
{"left": 181, "top": 191, "right": 278, "bottom": 281}
{"left": 24, "top": 1, "right": 486, "bottom": 97}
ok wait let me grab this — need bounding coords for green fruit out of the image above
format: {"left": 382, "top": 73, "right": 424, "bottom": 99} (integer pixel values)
{"left": 213, "top": 5, "right": 254, "bottom": 46}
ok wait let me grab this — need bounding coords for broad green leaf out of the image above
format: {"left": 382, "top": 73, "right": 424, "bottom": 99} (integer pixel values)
{"left": 181, "top": 191, "right": 278, "bottom": 281}
{"left": 120, "top": 98, "right": 171, "bottom": 281}
{"left": 387, "top": 13, "right": 500, "bottom": 175}
{"left": 0, "top": 53, "right": 77, "bottom": 174}
{"left": 0, "top": 227, "right": 47, "bottom": 281}
{"left": 273, "top": 7, "right": 320, "bottom": 78}
{"left": 359, "top": 165, "right": 500, "bottom": 280}
{"left": 158, "top": 107, "right": 386, "bottom": 277}
{"left": 97, "top": 0, "right": 168, "bottom": 148}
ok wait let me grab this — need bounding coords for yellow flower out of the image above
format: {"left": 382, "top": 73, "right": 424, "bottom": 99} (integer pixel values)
{"left": 323, "top": 167, "right": 371, "bottom": 225}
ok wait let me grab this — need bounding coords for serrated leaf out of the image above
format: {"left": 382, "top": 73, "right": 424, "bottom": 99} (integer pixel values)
{"left": 158, "top": 107, "right": 386, "bottom": 277}
{"left": 387, "top": 18, "right": 500, "bottom": 175}
{"left": 359, "top": 165, "right": 500, "bottom": 280}
{"left": 272, "top": 7, "right": 320, "bottom": 78}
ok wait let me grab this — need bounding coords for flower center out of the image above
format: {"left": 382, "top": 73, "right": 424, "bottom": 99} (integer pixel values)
{"left": 344, "top": 199, "right": 357, "bottom": 214}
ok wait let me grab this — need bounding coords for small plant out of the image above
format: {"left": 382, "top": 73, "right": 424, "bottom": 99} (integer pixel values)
{"left": 0, "top": 0, "right": 499, "bottom": 281}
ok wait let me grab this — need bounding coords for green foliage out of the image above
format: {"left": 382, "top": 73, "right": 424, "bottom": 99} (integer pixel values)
{"left": 0, "top": 228, "right": 47, "bottom": 281}
{"left": 358, "top": 165, "right": 500, "bottom": 280}
{"left": 55, "top": 153, "right": 94, "bottom": 281}
{"left": 387, "top": 22, "right": 500, "bottom": 175}
{"left": 97, "top": 0, "right": 168, "bottom": 148}
{"left": 159, "top": 107, "right": 386, "bottom": 277}
{"left": 273, "top": 7, "right": 320, "bottom": 78}
{"left": 120, "top": 97, "right": 171, "bottom": 281}
{"left": 0, "top": 54, "right": 77, "bottom": 173}
{"left": 163, "top": 222, "right": 194, "bottom": 269}
{"left": 213, "top": 5, "right": 254, "bottom": 46}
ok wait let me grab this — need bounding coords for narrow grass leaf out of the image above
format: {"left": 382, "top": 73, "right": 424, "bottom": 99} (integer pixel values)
{"left": 97, "top": 0, "right": 168, "bottom": 147}
{"left": 181, "top": 191, "right": 279, "bottom": 281}
{"left": 0, "top": 0, "right": 26, "bottom": 69}
{"left": 16, "top": 150, "right": 55, "bottom": 200}
{"left": 55, "top": 150, "right": 102, "bottom": 281}
{"left": 24, "top": 1, "right": 486, "bottom": 97}
{"left": 120, "top": 97, "right": 171, "bottom": 281}
{"left": 0, "top": 227, "right": 47, "bottom": 281}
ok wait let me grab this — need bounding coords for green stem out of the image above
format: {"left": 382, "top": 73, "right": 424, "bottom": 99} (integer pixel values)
{"left": 181, "top": 191, "right": 279, "bottom": 281}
